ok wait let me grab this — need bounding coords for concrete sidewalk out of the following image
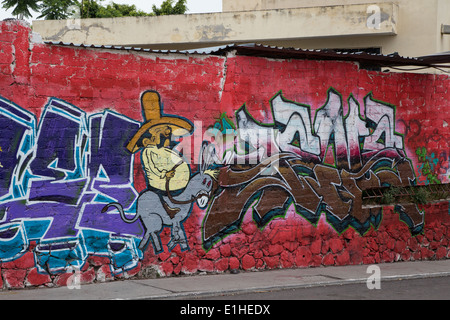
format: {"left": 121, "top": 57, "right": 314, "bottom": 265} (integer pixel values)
{"left": 0, "top": 260, "right": 449, "bottom": 300}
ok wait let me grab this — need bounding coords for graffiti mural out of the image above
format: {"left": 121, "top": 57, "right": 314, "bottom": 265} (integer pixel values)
{"left": 102, "top": 91, "right": 219, "bottom": 254}
{"left": 0, "top": 88, "right": 434, "bottom": 274}
{"left": 201, "top": 88, "right": 424, "bottom": 250}
{"left": 1, "top": 18, "right": 450, "bottom": 289}
{"left": 0, "top": 95, "right": 143, "bottom": 274}
{"left": 416, "top": 147, "right": 450, "bottom": 184}
{"left": 0, "top": 90, "right": 220, "bottom": 276}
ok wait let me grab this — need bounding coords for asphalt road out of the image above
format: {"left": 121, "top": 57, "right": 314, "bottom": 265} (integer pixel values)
{"left": 195, "top": 276, "right": 450, "bottom": 300}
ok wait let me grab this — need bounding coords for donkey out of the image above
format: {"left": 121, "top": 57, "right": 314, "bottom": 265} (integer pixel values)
{"left": 102, "top": 144, "right": 218, "bottom": 253}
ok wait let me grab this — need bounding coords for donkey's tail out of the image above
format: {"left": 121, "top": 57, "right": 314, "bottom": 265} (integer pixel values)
{"left": 101, "top": 203, "right": 139, "bottom": 224}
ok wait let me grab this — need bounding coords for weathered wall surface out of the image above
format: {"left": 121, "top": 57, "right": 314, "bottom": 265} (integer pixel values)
{"left": 32, "top": 2, "right": 397, "bottom": 49}
{"left": 0, "top": 20, "right": 449, "bottom": 289}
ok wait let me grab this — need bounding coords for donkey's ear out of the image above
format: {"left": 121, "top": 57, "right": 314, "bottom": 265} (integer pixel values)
{"left": 198, "top": 142, "right": 207, "bottom": 173}
{"left": 203, "top": 142, "right": 218, "bottom": 173}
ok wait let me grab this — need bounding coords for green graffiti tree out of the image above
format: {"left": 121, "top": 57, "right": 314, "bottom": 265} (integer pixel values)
{"left": 416, "top": 147, "right": 441, "bottom": 185}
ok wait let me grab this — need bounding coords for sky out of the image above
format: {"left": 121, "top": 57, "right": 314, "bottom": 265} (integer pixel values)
{"left": 0, "top": 0, "right": 223, "bottom": 21}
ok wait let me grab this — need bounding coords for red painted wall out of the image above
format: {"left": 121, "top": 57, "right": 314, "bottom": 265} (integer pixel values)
{"left": 0, "top": 20, "right": 448, "bottom": 289}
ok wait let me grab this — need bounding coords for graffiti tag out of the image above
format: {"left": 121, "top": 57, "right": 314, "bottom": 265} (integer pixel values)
{"left": 0, "top": 96, "right": 142, "bottom": 273}
{"left": 201, "top": 88, "right": 423, "bottom": 250}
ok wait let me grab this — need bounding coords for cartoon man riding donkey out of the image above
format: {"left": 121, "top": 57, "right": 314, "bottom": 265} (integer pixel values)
{"left": 102, "top": 91, "right": 218, "bottom": 253}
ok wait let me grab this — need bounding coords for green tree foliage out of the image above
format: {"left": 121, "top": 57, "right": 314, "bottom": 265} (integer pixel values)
{"left": 78, "top": 0, "right": 104, "bottom": 18}
{"left": 77, "top": 0, "right": 188, "bottom": 19}
{"left": 38, "top": 0, "right": 78, "bottom": 20}
{"left": 1, "top": 0, "right": 41, "bottom": 19}
{"left": 101, "top": 2, "right": 151, "bottom": 17}
{"left": 152, "top": 0, "right": 187, "bottom": 16}
{"left": 1, "top": 0, "right": 189, "bottom": 20}
{"left": 78, "top": 0, "right": 152, "bottom": 18}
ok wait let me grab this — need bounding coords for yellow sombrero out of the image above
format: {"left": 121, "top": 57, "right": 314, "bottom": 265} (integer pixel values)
{"left": 126, "top": 91, "right": 194, "bottom": 153}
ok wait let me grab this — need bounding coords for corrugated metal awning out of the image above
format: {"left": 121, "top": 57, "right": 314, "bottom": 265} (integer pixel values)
{"left": 211, "top": 44, "right": 450, "bottom": 70}
{"left": 43, "top": 41, "right": 450, "bottom": 71}
{"left": 418, "top": 51, "right": 450, "bottom": 65}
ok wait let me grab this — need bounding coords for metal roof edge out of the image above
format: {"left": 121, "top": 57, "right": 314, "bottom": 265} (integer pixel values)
{"left": 42, "top": 41, "right": 450, "bottom": 69}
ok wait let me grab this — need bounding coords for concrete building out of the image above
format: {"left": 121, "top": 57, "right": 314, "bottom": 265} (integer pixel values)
{"left": 222, "top": 0, "right": 450, "bottom": 58}
{"left": 31, "top": 0, "right": 449, "bottom": 70}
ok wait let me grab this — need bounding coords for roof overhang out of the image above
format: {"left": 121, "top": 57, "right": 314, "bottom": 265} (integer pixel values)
{"left": 33, "top": 2, "right": 398, "bottom": 49}
{"left": 213, "top": 44, "right": 450, "bottom": 70}
{"left": 43, "top": 41, "right": 450, "bottom": 72}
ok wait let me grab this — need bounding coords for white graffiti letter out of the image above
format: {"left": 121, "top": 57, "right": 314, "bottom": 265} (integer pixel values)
{"left": 272, "top": 93, "right": 320, "bottom": 156}
{"left": 345, "top": 95, "right": 370, "bottom": 169}
{"left": 364, "top": 94, "right": 403, "bottom": 151}
{"left": 314, "top": 89, "right": 348, "bottom": 167}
